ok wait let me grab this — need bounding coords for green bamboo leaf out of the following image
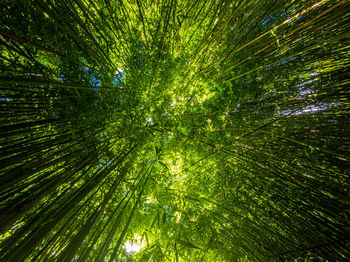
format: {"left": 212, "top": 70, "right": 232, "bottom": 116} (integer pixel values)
{"left": 158, "top": 161, "right": 169, "bottom": 170}
{"left": 175, "top": 238, "right": 201, "bottom": 249}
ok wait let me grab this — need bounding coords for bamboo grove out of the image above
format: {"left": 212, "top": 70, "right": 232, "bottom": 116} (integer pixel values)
{"left": 0, "top": 0, "right": 349, "bottom": 261}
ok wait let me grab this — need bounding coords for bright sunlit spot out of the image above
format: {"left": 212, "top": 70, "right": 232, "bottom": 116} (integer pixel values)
{"left": 123, "top": 235, "right": 145, "bottom": 254}
{"left": 116, "top": 68, "right": 124, "bottom": 74}
{"left": 146, "top": 117, "right": 153, "bottom": 125}
{"left": 124, "top": 241, "right": 143, "bottom": 253}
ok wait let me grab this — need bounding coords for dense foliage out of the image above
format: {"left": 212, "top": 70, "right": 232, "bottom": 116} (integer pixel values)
{"left": 0, "top": 0, "right": 349, "bottom": 261}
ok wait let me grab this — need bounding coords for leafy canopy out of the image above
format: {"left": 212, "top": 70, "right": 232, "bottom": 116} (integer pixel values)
{"left": 0, "top": 0, "right": 349, "bottom": 261}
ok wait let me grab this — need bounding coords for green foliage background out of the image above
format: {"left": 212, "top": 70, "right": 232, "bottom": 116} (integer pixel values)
{"left": 0, "top": 0, "right": 349, "bottom": 261}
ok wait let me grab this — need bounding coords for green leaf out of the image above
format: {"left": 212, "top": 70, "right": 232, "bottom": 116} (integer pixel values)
{"left": 175, "top": 238, "right": 201, "bottom": 249}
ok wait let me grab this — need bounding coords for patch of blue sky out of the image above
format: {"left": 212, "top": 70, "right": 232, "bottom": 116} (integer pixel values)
{"left": 277, "top": 60, "right": 288, "bottom": 66}
{"left": 82, "top": 66, "right": 101, "bottom": 86}
{"left": 276, "top": 56, "right": 296, "bottom": 66}
{"left": 262, "top": 18, "right": 271, "bottom": 25}
{"left": 262, "top": 10, "right": 293, "bottom": 27}
{"left": 90, "top": 73, "right": 101, "bottom": 87}
{"left": 106, "top": 159, "right": 114, "bottom": 165}
{"left": 146, "top": 117, "right": 153, "bottom": 125}
{"left": 262, "top": 13, "right": 289, "bottom": 26}
{"left": 277, "top": 102, "right": 343, "bottom": 117}
{"left": 113, "top": 68, "right": 124, "bottom": 87}
{"left": 10, "top": 224, "right": 19, "bottom": 230}
{"left": 58, "top": 74, "right": 65, "bottom": 81}
{"left": 93, "top": 81, "right": 101, "bottom": 87}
